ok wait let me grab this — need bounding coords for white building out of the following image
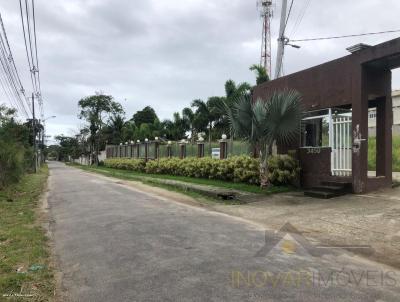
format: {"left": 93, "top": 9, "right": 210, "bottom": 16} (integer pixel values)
{"left": 368, "top": 90, "right": 400, "bottom": 136}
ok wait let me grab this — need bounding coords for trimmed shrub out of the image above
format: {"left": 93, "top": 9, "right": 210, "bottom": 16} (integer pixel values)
{"left": 104, "top": 158, "right": 146, "bottom": 172}
{"left": 105, "top": 156, "right": 260, "bottom": 184}
{"left": 267, "top": 154, "right": 300, "bottom": 185}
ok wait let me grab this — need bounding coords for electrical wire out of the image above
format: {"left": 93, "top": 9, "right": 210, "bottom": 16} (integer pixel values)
{"left": 290, "top": 29, "right": 400, "bottom": 42}
{"left": 0, "top": 32, "right": 29, "bottom": 117}
{"left": 283, "top": 0, "right": 295, "bottom": 33}
{"left": 18, "top": 0, "right": 36, "bottom": 95}
{"left": 290, "top": 0, "right": 312, "bottom": 37}
{"left": 0, "top": 13, "right": 31, "bottom": 115}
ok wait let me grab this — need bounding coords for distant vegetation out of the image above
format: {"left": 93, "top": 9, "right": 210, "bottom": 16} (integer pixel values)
{"left": 51, "top": 64, "right": 269, "bottom": 163}
{"left": 368, "top": 136, "right": 400, "bottom": 172}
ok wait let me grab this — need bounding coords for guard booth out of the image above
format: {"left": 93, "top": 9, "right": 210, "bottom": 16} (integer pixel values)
{"left": 253, "top": 38, "right": 400, "bottom": 193}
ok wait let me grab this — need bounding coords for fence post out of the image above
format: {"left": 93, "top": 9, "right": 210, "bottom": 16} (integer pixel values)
{"left": 179, "top": 140, "right": 186, "bottom": 159}
{"left": 167, "top": 141, "right": 172, "bottom": 158}
{"left": 144, "top": 138, "right": 149, "bottom": 162}
{"left": 154, "top": 137, "right": 159, "bottom": 159}
{"left": 130, "top": 141, "right": 134, "bottom": 158}
{"left": 119, "top": 143, "right": 123, "bottom": 157}
{"left": 136, "top": 140, "right": 140, "bottom": 158}
{"left": 219, "top": 134, "right": 228, "bottom": 159}
{"left": 197, "top": 139, "right": 205, "bottom": 158}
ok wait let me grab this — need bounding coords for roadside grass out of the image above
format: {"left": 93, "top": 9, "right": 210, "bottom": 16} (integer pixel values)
{"left": 368, "top": 135, "right": 400, "bottom": 172}
{"left": 68, "top": 163, "right": 291, "bottom": 196}
{"left": 0, "top": 166, "right": 54, "bottom": 301}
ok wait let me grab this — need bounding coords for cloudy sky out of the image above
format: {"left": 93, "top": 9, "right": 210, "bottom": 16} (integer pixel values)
{"left": 1, "top": 0, "right": 399, "bottom": 142}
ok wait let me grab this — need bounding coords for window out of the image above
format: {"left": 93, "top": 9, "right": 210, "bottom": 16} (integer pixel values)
{"left": 369, "top": 111, "right": 377, "bottom": 119}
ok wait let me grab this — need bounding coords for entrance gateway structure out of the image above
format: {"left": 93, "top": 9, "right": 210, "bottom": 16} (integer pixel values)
{"left": 253, "top": 38, "right": 400, "bottom": 194}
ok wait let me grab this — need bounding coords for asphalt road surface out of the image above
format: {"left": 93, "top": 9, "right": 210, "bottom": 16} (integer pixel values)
{"left": 48, "top": 162, "right": 400, "bottom": 302}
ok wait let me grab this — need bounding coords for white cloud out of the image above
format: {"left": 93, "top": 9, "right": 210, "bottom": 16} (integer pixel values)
{"left": 0, "top": 0, "right": 399, "bottom": 140}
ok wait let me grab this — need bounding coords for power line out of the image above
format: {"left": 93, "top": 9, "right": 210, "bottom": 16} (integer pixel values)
{"left": 0, "top": 13, "right": 31, "bottom": 115}
{"left": 290, "top": 29, "right": 400, "bottom": 42}
{"left": 283, "top": 0, "right": 295, "bottom": 33}
{"left": 0, "top": 23, "right": 29, "bottom": 117}
{"left": 18, "top": 0, "right": 36, "bottom": 94}
{"left": 290, "top": 0, "right": 311, "bottom": 37}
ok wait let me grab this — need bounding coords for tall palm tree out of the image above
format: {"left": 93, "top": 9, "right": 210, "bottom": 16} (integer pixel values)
{"left": 191, "top": 99, "right": 217, "bottom": 147}
{"left": 182, "top": 107, "right": 195, "bottom": 142}
{"left": 225, "top": 89, "right": 302, "bottom": 187}
{"left": 249, "top": 64, "right": 270, "bottom": 85}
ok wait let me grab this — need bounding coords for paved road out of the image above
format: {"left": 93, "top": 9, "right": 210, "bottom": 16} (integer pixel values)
{"left": 48, "top": 162, "right": 400, "bottom": 302}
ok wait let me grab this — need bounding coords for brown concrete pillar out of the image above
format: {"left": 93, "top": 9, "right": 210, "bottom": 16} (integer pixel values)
{"left": 136, "top": 142, "right": 140, "bottom": 158}
{"left": 179, "top": 143, "right": 186, "bottom": 159}
{"left": 375, "top": 72, "right": 393, "bottom": 180}
{"left": 154, "top": 142, "right": 159, "bottom": 159}
{"left": 167, "top": 143, "right": 172, "bottom": 158}
{"left": 197, "top": 142, "right": 204, "bottom": 158}
{"left": 351, "top": 66, "right": 368, "bottom": 193}
{"left": 220, "top": 140, "right": 227, "bottom": 159}
{"left": 144, "top": 141, "right": 148, "bottom": 162}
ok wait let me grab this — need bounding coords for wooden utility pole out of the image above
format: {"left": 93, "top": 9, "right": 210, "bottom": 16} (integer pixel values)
{"left": 32, "top": 93, "right": 37, "bottom": 173}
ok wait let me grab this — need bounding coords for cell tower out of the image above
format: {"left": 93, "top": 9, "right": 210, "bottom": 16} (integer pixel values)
{"left": 258, "top": 0, "right": 273, "bottom": 78}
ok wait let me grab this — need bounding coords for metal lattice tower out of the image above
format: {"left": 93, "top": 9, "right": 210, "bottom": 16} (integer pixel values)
{"left": 258, "top": 0, "right": 273, "bottom": 78}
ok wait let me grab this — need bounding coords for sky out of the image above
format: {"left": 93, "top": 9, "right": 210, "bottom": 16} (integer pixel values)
{"left": 1, "top": 0, "right": 400, "bottom": 143}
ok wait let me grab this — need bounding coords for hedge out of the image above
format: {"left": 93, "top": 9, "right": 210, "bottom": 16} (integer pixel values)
{"left": 104, "top": 155, "right": 300, "bottom": 186}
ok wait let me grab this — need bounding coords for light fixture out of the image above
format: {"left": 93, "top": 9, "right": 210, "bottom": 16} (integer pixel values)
{"left": 168, "top": 141, "right": 172, "bottom": 145}
{"left": 221, "top": 134, "right": 227, "bottom": 140}
{"left": 145, "top": 138, "right": 148, "bottom": 142}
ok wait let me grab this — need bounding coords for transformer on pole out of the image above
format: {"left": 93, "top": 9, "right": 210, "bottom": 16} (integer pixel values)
{"left": 258, "top": 0, "right": 273, "bottom": 78}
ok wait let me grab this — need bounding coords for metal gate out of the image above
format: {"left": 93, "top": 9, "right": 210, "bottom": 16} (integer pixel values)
{"left": 330, "top": 114, "right": 352, "bottom": 176}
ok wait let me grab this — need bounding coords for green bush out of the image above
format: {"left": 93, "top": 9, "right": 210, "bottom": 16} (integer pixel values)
{"left": 267, "top": 154, "right": 300, "bottom": 185}
{"left": 0, "top": 141, "right": 25, "bottom": 188}
{"left": 104, "top": 158, "right": 146, "bottom": 172}
{"left": 105, "top": 156, "right": 260, "bottom": 184}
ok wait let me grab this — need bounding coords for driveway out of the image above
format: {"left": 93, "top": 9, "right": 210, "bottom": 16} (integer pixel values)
{"left": 48, "top": 162, "right": 400, "bottom": 302}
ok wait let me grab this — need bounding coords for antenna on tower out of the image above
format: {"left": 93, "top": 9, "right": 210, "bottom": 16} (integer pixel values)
{"left": 257, "top": 0, "right": 273, "bottom": 78}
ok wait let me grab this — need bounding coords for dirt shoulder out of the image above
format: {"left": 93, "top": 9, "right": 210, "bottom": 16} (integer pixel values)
{"left": 209, "top": 187, "right": 400, "bottom": 269}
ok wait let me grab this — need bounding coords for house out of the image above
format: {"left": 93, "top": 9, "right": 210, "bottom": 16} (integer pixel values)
{"left": 253, "top": 38, "right": 400, "bottom": 194}
{"left": 368, "top": 90, "right": 400, "bottom": 136}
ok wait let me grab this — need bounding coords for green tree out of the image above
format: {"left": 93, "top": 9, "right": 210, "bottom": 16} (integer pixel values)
{"left": 132, "top": 106, "right": 158, "bottom": 128}
{"left": 54, "top": 135, "right": 80, "bottom": 161}
{"left": 182, "top": 107, "right": 195, "bottom": 142}
{"left": 78, "top": 93, "right": 124, "bottom": 164}
{"left": 0, "top": 105, "right": 32, "bottom": 187}
{"left": 225, "top": 90, "right": 302, "bottom": 187}
{"left": 249, "top": 64, "right": 270, "bottom": 85}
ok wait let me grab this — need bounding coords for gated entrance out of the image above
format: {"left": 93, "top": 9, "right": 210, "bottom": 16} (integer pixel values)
{"left": 301, "top": 108, "right": 352, "bottom": 177}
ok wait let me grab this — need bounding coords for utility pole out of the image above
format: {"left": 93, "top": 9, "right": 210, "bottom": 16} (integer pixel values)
{"left": 32, "top": 93, "right": 37, "bottom": 173}
{"left": 274, "top": 0, "right": 287, "bottom": 79}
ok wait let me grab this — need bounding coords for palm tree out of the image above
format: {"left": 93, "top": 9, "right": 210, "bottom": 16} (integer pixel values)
{"left": 249, "top": 64, "right": 270, "bottom": 85}
{"left": 225, "top": 89, "right": 302, "bottom": 187}
{"left": 182, "top": 107, "right": 196, "bottom": 142}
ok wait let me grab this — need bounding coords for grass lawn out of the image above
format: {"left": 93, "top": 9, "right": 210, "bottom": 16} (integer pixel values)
{"left": 0, "top": 166, "right": 54, "bottom": 301}
{"left": 368, "top": 136, "right": 400, "bottom": 172}
{"left": 69, "top": 164, "right": 291, "bottom": 195}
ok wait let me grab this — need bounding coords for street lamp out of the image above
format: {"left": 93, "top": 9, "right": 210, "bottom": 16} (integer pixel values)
{"left": 43, "top": 115, "right": 56, "bottom": 122}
